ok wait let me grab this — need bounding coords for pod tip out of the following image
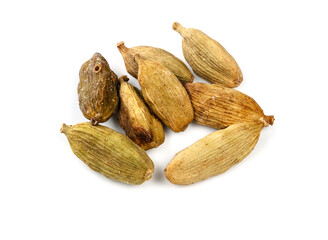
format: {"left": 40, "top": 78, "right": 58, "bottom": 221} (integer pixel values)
{"left": 118, "top": 75, "right": 129, "bottom": 84}
{"left": 189, "top": 74, "right": 195, "bottom": 82}
{"left": 260, "top": 115, "right": 275, "bottom": 127}
{"left": 117, "top": 41, "right": 128, "bottom": 52}
{"left": 164, "top": 167, "right": 168, "bottom": 176}
{"left": 60, "top": 123, "right": 70, "bottom": 134}
{"left": 92, "top": 52, "right": 103, "bottom": 58}
{"left": 233, "top": 74, "right": 243, "bottom": 87}
{"left": 172, "top": 22, "right": 184, "bottom": 34}
{"left": 144, "top": 168, "right": 154, "bottom": 181}
{"left": 265, "top": 115, "right": 275, "bottom": 126}
{"left": 164, "top": 167, "right": 179, "bottom": 185}
{"left": 91, "top": 118, "right": 99, "bottom": 126}
{"left": 183, "top": 82, "right": 192, "bottom": 89}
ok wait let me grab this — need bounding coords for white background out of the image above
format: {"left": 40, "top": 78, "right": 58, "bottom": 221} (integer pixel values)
{"left": 1, "top": 0, "right": 327, "bottom": 239}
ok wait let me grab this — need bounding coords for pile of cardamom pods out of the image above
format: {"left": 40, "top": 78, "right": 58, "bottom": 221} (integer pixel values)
{"left": 61, "top": 22, "right": 274, "bottom": 185}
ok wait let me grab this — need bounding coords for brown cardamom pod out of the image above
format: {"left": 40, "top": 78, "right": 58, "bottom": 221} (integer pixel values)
{"left": 185, "top": 82, "right": 274, "bottom": 129}
{"left": 117, "top": 41, "right": 194, "bottom": 83}
{"left": 135, "top": 55, "right": 194, "bottom": 132}
{"left": 118, "top": 75, "right": 165, "bottom": 150}
{"left": 165, "top": 122, "right": 264, "bottom": 185}
{"left": 78, "top": 53, "right": 119, "bottom": 125}
{"left": 173, "top": 22, "right": 243, "bottom": 88}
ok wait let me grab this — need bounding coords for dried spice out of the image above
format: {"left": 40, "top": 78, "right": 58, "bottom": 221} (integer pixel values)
{"left": 118, "top": 75, "right": 165, "bottom": 150}
{"left": 78, "top": 53, "right": 118, "bottom": 125}
{"left": 185, "top": 82, "right": 274, "bottom": 129}
{"left": 173, "top": 22, "right": 243, "bottom": 88}
{"left": 135, "top": 55, "right": 194, "bottom": 132}
{"left": 165, "top": 122, "right": 264, "bottom": 185}
{"left": 61, "top": 23, "right": 275, "bottom": 186}
{"left": 60, "top": 122, "right": 154, "bottom": 185}
{"left": 117, "top": 41, "right": 194, "bottom": 83}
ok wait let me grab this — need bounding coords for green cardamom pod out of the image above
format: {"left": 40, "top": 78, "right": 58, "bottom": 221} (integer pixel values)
{"left": 61, "top": 122, "right": 154, "bottom": 185}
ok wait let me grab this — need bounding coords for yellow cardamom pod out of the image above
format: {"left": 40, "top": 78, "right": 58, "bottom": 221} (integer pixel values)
{"left": 173, "top": 22, "right": 243, "bottom": 88}
{"left": 185, "top": 82, "right": 274, "bottom": 129}
{"left": 135, "top": 55, "right": 194, "bottom": 132}
{"left": 117, "top": 41, "right": 194, "bottom": 83}
{"left": 165, "top": 122, "right": 264, "bottom": 185}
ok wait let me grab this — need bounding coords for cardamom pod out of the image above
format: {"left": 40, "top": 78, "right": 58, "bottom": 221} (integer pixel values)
{"left": 118, "top": 75, "right": 165, "bottom": 150}
{"left": 78, "top": 53, "right": 119, "bottom": 125}
{"left": 117, "top": 41, "right": 194, "bottom": 83}
{"left": 60, "top": 122, "right": 154, "bottom": 185}
{"left": 173, "top": 22, "right": 243, "bottom": 88}
{"left": 185, "top": 82, "right": 274, "bottom": 129}
{"left": 164, "top": 122, "right": 264, "bottom": 185}
{"left": 135, "top": 55, "right": 194, "bottom": 132}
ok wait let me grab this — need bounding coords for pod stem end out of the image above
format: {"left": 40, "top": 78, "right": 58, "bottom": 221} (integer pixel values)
{"left": 118, "top": 75, "right": 129, "bottom": 84}
{"left": 60, "top": 123, "right": 70, "bottom": 134}
{"left": 265, "top": 115, "right": 275, "bottom": 126}
{"left": 172, "top": 22, "right": 184, "bottom": 34}
{"left": 117, "top": 41, "right": 128, "bottom": 53}
{"left": 260, "top": 115, "right": 275, "bottom": 127}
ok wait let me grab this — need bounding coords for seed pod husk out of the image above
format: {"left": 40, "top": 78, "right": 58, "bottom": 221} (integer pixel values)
{"left": 60, "top": 122, "right": 154, "bottom": 185}
{"left": 78, "top": 53, "right": 119, "bottom": 125}
{"left": 165, "top": 122, "right": 264, "bottom": 185}
{"left": 118, "top": 75, "right": 165, "bottom": 150}
{"left": 185, "top": 82, "right": 274, "bottom": 129}
{"left": 173, "top": 22, "right": 243, "bottom": 88}
{"left": 117, "top": 41, "right": 194, "bottom": 83}
{"left": 135, "top": 55, "right": 194, "bottom": 132}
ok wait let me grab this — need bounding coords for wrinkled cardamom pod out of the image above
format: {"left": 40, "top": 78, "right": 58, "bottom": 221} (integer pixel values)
{"left": 117, "top": 41, "right": 194, "bottom": 83}
{"left": 60, "top": 122, "right": 154, "bottom": 185}
{"left": 78, "top": 53, "right": 119, "bottom": 125}
{"left": 165, "top": 122, "right": 264, "bottom": 185}
{"left": 118, "top": 75, "right": 165, "bottom": 150}
{"left": 173, "top": 22, "right": 243, "bottom": 88}
{"left": 185, "top": 82, "right": 274, "bottom": 129}
{"left": 135, "top": 55, "right": 194, "bottom": 132}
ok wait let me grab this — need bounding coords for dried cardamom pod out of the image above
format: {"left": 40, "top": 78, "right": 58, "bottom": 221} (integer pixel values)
{"left": 118, "top": 75, "right": 165, "bottom": 150}
{"left": 60, "top": 122, "right": 154, "bottom": 185}
{"left": 185, "top": 82, "right": 274, "bottom": 129}
{"left": 165, "top": 122, "right": 264, "bottom": 185}
{"left": 173, "top": 22, "right": 243, "bottom": 88}
{"left": 135, "top": 55, "right": 194, "bottom": 132}
{"left": 78, "top": 53, "right": 118, "bottom": 125}
{"left": 117, "top": 41, "right": 194, "bottom": 83}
